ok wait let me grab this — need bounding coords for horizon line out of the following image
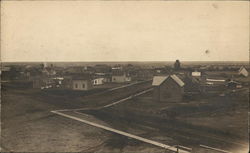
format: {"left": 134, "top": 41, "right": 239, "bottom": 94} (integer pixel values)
{"left": 1, "top": 60, "right": 249, "bottom": 63}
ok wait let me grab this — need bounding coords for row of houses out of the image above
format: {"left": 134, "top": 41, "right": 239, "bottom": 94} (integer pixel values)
{"left": 151, "top": 67, "right": 249, "bottom": 102}
{"left": 32, "top": 71, "right": 133, "bottom": 90}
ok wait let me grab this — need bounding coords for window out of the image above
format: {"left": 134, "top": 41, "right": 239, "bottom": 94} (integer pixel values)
{"left": 82, "top": 83, "right": 85, "bottom": 88}
{"left": 75, "top": 83, "right": 78, "bottom": 88}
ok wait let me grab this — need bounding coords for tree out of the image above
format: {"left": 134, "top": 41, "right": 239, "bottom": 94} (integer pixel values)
{"left": 174, "top": 60, "right": 181, "bottom": 70}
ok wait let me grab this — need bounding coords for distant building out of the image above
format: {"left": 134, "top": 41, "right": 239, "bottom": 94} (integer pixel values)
{"left": 183, "top": 76, "right": 201, "bottom": 93}
{"left": 112, "top": 71, "right": 131, "bottom": 83}
{"left": 238, "top": 66, "right": 248, "bottom": 77}
{"left": 191, "top": 71, "right": 201, "bottom": 77}
{"left": 93, "top": 77, "right": 105, "bottom": 85}
{"left": 68, "top": 75, "right": 93, "bottom": 91}
{"left": 136, "top": 69, "right": 154, "bottom": 81}
{"left": 53, "top": 74, "right": 93, "bottom": 91}
{"left": 94, "top": 73, "right": 112, "bottom": 83}
{"left": 112, "top": 66, "right": 123, "bottom": 70}
{"left": 112, "top": 74, "right": 131, "bottom": 83}
{"left": 152, "top": 75, "right": 185, "bottom": 102}
{"left": 205, "top": 78, "right": 226, "bottom": 85}
{"left": 227, "top": 80, "right": 241, "bottom": 89}
{"left": 72, "top": 79, "right": 92, "bottom": 91}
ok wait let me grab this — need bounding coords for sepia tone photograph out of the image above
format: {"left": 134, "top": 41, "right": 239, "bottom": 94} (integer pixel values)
{"left": 0, "top": 1, "right": 249, "bottom": 153}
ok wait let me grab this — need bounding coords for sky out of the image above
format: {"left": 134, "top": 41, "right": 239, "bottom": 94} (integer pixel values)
{"left": 1, "top": 1, "right": 249, "bottom": 62}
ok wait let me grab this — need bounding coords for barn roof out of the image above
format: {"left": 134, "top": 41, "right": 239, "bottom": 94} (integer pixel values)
{"left": 239, "top": 66, "right": 248, "bottom": 76}
{"left": 171, "top": 74, "right": 185, "bottom": 87}
{"left": 152, "top": 76, "right": 168, "bottom": 86}
{"left": 239, "top": 66, "right": 246, "bottom": 72}
{"left": 152, "top": 75, "right": 185, "bottom": 87}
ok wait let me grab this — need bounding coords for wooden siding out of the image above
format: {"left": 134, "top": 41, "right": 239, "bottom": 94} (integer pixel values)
{"left": 153, "top": 77, "right": 184, "bottom": 102}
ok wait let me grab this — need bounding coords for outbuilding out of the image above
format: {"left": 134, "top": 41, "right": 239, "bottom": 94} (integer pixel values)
{"left": 238, "top": 66, "right": 249, "bottom": 77}
{"left": 152, "top": 75, "right": 185, "bottom": 102}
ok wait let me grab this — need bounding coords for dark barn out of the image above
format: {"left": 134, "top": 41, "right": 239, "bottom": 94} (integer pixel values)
{"left": 152, "top": 75, "right": 185, "bottom": 102}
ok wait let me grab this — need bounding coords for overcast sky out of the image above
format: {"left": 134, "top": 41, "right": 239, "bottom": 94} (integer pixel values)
{"left": 1, "top": 1, "right": 249, "bottom": 62}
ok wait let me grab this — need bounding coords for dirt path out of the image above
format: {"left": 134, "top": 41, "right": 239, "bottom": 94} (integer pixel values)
{"left": 51, "top": 110, "right": 191, "bottom": 153}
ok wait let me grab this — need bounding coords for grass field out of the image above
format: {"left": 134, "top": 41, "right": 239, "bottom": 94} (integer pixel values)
{"left": 1, "top": 77, "right": 249, "bottom": 152}
{"left": 1, "top": 80, "right": 158, "bottom": 152}
{"left": 82, "top": 88, "right": 249, "bottom": 152}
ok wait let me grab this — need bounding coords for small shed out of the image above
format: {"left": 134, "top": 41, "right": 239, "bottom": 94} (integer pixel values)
{"left": 238, "top": 66, "right": 249, "bottom": 77}
{"left": 152, "top": 75, "right": 185, "bottom": 102}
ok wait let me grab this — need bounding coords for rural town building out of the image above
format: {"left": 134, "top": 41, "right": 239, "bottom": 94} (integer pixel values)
{"left": 60, "top": 75, "right": 93, "bottom": 91}
{"left": 112, "top": 74, "right": 131, "bottom": 83}
{"left": 152, "top": 75, "right": 185, "bottom": 102}
{"left": 93, "top": 77, "right": 105, "bottom": 85}
{"left": 183, "top": 76, "right": 201, "bottom": 93}
{"left": 94, "top": 73, "right": 112, "bottom": 83}
{"left": 238, "top": 66, "right": 249, "bottom": 77}
{"left": 227, "top": 80, "right": 242, "bottom": 89}
{"left": 72, "top": 79, "right": 92, "bottom": 90}
{"left": 135, "top": 69, "right": 154, "bottom": 81}
{"left": 112, "top": 71, "right": 131, "bottom": 83}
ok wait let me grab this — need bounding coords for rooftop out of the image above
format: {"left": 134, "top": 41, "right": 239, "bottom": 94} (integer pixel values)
{"left": 152, "top": 75, "right": 185, "bottom": 87}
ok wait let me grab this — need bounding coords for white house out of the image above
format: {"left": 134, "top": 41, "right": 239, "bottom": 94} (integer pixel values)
{"left": 93, "top": 77, "right": 105, "bottom": 85}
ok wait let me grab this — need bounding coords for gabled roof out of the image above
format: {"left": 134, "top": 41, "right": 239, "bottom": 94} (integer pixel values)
{"left": 152, "top": 76, "right": 168, "bottom": 86}
{"left": 171, "top": 74, "right": 185, "bottom": 87}
{"left": 239, "top": 66, "right": 248, "bottom": 74}
{"left": 228, "top": 80, "right": 240, "bottom": 84}
{"left": 152, "top": 75, "right": 185, "bottom": 87}
{"left": 239, "top": 66, "right": 247, "bottom": 72}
